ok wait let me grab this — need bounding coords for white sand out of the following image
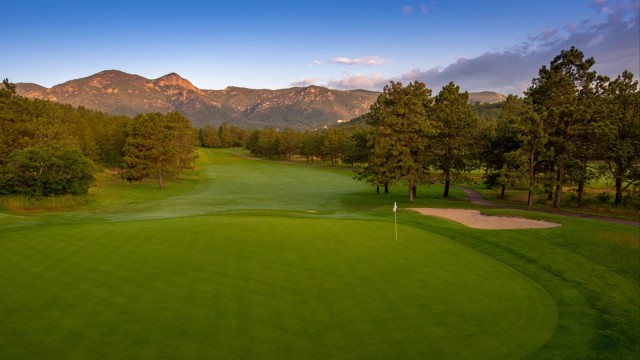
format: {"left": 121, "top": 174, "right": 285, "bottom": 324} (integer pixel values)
{"left": 410, "top": 208, "right": 561, "bottom": 229}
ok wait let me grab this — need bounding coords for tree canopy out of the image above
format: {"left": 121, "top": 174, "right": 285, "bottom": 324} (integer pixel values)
{"left": 365, "top": 81, "right": 435, "bottom": 202}
{"left": 121, "top": 112, "right": 199, "bottom": 189}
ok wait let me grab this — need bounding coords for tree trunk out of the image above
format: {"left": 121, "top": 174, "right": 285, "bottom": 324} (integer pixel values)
{"left": 554, "top": 166, "right": 563, "bottom": 208}
{"left": 376, "top": 184, "right": 380, "bottom": 194}
{"left": 413, "top": 185, "right": 417, "bottom": 198}
{"left": 443, "top": 168, "right": 451, "bottom": 197}
{"left": 500, "top": 184, "right": 506, "bottom": 199}
{"left": 158, "top": 173, "right": 165, "bottom": 189}
{"left": 527, "top": 149, "right": 535, "bottom": 210}
{"left": 615, "top": 177, "right": 623, "bottom": 205}
{"left": 408, "top": 183, "right": 415, "bottom": 203}
{"left": 384, "top": 183, "right": 389, "bottom": 194}
{"left": 547, "top": 161, "right": 554, "bottom": 201}
{"left": 577, "top": 180, "right": 584, "bottom": 208}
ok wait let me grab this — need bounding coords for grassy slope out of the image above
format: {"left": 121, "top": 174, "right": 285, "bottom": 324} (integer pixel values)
{"left": 0, "top": 148, "right": 638, "bottom": 359}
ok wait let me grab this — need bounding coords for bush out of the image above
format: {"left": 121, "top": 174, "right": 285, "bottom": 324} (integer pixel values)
{"left": 595, "top": 191, "right": 611, "bottom": 204}
{"left": 1, "top": 145, "right": 96, "bottom": 196}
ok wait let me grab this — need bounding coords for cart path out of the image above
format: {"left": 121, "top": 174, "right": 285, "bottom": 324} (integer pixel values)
{"left": 454, "top": 186, "right": 496, "bottom": 206}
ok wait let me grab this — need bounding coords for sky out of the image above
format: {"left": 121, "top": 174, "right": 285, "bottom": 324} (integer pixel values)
{"left": 3, "top": 0, "right": 639, "bottom": 95}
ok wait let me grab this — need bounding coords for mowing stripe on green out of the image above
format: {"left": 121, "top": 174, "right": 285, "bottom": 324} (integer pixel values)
{"left": 0, "top": 215, "right": 556, "bottom": 359}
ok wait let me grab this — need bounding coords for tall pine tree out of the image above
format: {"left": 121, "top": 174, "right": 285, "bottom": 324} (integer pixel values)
{"left": 365, "top": 81, "right": 434, "bottom": 202}
{"left": 121, "top": 112, "right": 198, "bottom": 189}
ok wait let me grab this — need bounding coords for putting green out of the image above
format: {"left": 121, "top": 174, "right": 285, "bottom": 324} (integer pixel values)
{"left": 0, "top": 214, "right": 557, "bottom": 359}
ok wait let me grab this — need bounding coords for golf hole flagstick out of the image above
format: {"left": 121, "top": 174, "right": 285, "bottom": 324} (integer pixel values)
{"left": 393, "top": 202, "right": 398, "bottom": 241}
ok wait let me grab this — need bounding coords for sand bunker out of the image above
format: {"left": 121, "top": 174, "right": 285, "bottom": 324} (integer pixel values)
{"left": 410, "top": 208, "right": 561, "bottom": 229}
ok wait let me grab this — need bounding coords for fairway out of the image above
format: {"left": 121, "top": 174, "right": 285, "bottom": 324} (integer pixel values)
{"left": 1, "top": 149, "right": 638, "bottom": 359}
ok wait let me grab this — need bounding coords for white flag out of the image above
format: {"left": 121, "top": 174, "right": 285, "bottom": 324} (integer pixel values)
{"left": 393, "top": 202, "right": 397, "bottom": 212}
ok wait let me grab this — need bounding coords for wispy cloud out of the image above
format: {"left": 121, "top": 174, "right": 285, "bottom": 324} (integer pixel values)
{"left": 317, "top": 0, "right": 638, "bottom": 94}
{"left": 541, "top": 27, "right": 558, "bottom": 40}
{"left": 328, "top": 56, "right": 386, "bottom": 67}
{"left": 592, "top": 0, "right": 611, "bottom": 13}
{"left": 327, "top": 73, "right": 388, "bottom": 90}
{"left": 397, "top": 1, "right": 639, "bottom": 94}
{"left": 404, "top": 4, "right": 429, "bottom": 15}
{"left": 291, "top": 78, "right": 318, "bottom": 87}
{"left": 308, "top": 60, "right": 322, "bottom": 67}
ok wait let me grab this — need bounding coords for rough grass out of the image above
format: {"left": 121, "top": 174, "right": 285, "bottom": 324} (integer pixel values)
{"left": 470, "top": 184, "right": 640, "bottom": 221}
{"left": 0, "top": 148, "right": 638, "bottom": 359}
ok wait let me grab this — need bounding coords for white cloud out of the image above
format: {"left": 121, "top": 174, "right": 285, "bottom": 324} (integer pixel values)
{"left": 403, "top": 4, "right": 428, "bottom": 15}
{"left": 399, "top": 2, "right": 639, "bottom": 95}
{"left": 328, "top": 56, "right": 386, "bottom": 67}
{"left": 327, "top": 73, "right": 388, "bottom": 90}
{"left": 308, "top": 60, "right": 322, "bottom": 67}
{"left": 291, "top": 78, "right": 318, "bottom": 87}
{"left": 316, "top": 0, "right": 638, "bottom": 94}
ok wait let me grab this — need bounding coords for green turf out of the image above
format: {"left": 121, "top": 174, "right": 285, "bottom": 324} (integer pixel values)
{"left": 0, "top": 215, "right": 556, "bottom": 359}
{"left": 0, "top": 148, "right": 638, "bottom": 359}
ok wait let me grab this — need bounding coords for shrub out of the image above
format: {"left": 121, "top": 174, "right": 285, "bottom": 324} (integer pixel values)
{"left": 1, "top": 145, "right": 96, "bottom": 196}
{"left": 595, "top": 191, "right": 611, "bottom": 204}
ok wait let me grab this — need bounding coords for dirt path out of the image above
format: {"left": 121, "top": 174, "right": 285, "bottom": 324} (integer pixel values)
{"left": 454, "top": 186, "right": 496, "bottom": 206}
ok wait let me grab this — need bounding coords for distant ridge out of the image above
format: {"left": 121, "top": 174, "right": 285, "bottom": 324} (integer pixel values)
{"left": 469, "top": 91, "right": 507, "bottom": 104}
{"left": 16, "top": 70, "right": 505, "bottom": 129}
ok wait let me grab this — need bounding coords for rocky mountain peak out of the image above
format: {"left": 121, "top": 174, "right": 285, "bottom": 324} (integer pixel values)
{"left": 14, "top": 69, "right": 506, "bottom": 130}
{"left": 153, "top": 73, "right": 199, "bottom": 92}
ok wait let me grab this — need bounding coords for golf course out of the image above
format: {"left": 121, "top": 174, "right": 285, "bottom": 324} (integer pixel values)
{"left": 0, "top": 148, "right": 638, "bottom": 359}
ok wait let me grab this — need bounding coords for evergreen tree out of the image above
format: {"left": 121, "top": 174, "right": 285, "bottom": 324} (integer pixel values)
{"left": 526, "top": 46, "right": 599, "bottom": 208}
{"left": 121, "top": 112, "right": 198, "bottom": 189}
{"left": 365, "top": 81, "right": 434, "bottom": 202}
{"left": 218, "top": 122, "right": 233, "bottom": 148}
{"left": 601, "top": 70, "right": 640, "bottom": 204}
{"left": 429, "top": 82, "right": 479, "bottom": 197}
{"left": 480, "top": 95, "right": 526, "bottom": 199}
{"left": 278, "top": 128, "right": 302, "bottom": 160}
{"left": 199, "top": 125, "right": 222, "bottom": 148}
{"left": 257, "top": 128, "right": 280, "bottom": 159}
{"left": 502, "top": 99, "right": 552, "bottom": 210}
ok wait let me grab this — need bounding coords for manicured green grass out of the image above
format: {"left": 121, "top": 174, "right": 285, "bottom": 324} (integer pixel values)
{"left": 0, "top": 215, "right": 556, "bottom": 359}
{"left": 0, "top": 148, "right": 638, "bottom": 359}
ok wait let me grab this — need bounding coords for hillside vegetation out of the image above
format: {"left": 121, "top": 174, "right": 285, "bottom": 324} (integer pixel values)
{"left": 16, "top": 70, "right": 504, "bottom": 129}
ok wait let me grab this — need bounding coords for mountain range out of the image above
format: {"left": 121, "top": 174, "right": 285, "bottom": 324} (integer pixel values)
{"left": 16, "top": 70, "right": 506, "bottom": 129}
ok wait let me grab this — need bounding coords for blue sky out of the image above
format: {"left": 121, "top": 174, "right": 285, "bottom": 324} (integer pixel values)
{"left": 4, "top": 0, "right": 639, "bottom": 95}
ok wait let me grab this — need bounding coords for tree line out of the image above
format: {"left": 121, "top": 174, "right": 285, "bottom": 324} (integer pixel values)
{"left": 0, "top": 82, "right": 199, "bottom": 195}
{"left": 243, "top": 47, "right": 639, "bottom": 209}
{"left": 1, "top": 47, "right": 637, "bottom": 207}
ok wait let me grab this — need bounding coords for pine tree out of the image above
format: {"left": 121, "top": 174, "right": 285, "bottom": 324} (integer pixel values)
{"left": 365, "top": 81, "right": 434, "bottom": 202}
{"left": 429, "top": 82, "right": 479, "bottom": 197}
{"left": 602, "top": 70, "right": 640, "bottom": 204}
{"left": 526, "top": 46, "right": 599, "bottom": 208}
{"left": 121, "top": 112, "right": 198, "bottom": 189}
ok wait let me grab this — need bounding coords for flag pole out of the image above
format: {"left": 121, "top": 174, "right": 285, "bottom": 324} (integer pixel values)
{"left": 393, "top": 202, "right": 398, "bottom": 241}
